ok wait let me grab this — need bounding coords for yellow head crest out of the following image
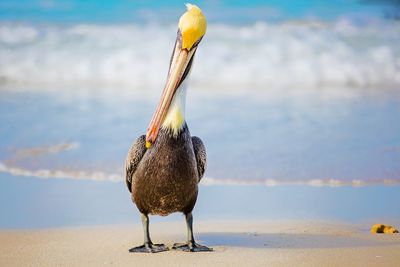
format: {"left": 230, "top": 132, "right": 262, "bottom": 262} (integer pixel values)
{"left": 178, "top": 3, "right": 207, "bottom": 50}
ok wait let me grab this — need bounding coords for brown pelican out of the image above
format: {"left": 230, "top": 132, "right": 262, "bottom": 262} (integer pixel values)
{"left": 125, "top": 4, "right": 211, "bottom": 253}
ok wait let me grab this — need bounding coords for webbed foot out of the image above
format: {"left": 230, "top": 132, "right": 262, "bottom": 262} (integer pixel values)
{"left": 129, "top": 242, "right": 168, "bottom": 253}
{"left": 172, "top": 242, "right": 213, "bottom": 252}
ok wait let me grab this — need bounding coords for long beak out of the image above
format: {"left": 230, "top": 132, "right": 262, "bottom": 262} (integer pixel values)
{"left": 145, "top": 40, "right": 196, "bottom": 148}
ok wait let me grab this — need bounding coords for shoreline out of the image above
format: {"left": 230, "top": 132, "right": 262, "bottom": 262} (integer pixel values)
{"left": 1, "top": 220, "right": 399, "bottom": 266}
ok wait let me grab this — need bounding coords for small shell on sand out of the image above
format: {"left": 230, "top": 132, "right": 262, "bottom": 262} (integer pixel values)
{"left": 371, "top": 224, "right": 399, "bottom": 234}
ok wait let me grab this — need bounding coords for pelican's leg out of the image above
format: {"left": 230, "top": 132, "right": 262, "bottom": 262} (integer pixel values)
{"left": 129, "top": 213, "right": 168, "bottom": 253}
{"left": 172, "top": 212, "right": 213, "bottom": 252}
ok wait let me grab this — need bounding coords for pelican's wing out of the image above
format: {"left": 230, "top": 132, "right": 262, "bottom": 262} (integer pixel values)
{"left": 125, "top": 135, "right": 147, "bottom": 193}
{"left": 192, "top": 136, "right": 207, "bottom": 182}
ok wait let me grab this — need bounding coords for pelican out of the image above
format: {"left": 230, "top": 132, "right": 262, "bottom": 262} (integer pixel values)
{"left": 125, "top": 4, "right": 211, "bottom": 253}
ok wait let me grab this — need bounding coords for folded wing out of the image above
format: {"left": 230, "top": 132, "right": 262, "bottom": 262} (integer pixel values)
{"left": 192, "top": 136, "right": 207, "bottom": 182}
{"left": 125, "top": 135, "right": 147, "bottom": 193}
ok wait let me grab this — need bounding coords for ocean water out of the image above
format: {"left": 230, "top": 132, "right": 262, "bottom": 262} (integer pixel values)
{"left": 1, "top": 1, "right": 400, "bottom": 227}
{"left": 2, "top": 172, "right": 400, "bottom": 228}
{"left": 1, "top": 19, "right": 400, "bottom": 88}
{"left": 1, "top": 87, "right": 400, "bottom": 186}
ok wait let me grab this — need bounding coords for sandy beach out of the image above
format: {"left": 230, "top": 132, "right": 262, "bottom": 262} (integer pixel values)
{"left": 1, "top": 220, "right": 399, "bottom": 267}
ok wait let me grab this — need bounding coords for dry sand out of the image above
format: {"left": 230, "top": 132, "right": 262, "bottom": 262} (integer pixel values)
{"left": 1, "top": 220, "right": 399, "bottom": 267}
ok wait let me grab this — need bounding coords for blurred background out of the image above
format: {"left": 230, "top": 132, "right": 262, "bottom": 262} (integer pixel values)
{"left": 0, "top": 1, "right": 399, "bottom": 228}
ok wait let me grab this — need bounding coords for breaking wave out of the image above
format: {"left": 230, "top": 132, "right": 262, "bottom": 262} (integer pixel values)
{"left": 1, "top": 18, "right": 399, "bottom": 90}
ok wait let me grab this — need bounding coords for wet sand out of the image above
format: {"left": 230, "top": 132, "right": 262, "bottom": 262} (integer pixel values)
{"left": 1, "top": 220, "right": 399, "bottom": 267}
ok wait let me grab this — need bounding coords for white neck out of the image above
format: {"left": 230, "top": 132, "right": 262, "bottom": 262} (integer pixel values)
{"left": 161, "top": 79, "right": 188, "bottom": 137}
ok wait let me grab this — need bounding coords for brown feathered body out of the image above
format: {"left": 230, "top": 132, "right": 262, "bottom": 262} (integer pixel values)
{"left": 125, "top": 124, "right": 206, "bottom": 216}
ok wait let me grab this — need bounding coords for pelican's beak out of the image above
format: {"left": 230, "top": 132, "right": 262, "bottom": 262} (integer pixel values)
{"left": 145, "top": 37, "right": 197, "bottom": 148}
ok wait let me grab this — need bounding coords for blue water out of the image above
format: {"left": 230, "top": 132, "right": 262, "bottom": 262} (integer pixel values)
{"left": 1, "top": 88, "right": 399, "bottom": 183}
{"left": 1, "top": 5, "right": 399, "bottom": 175}
{"left": 1, "top": 172, "right": 399, "bottom": 229}
{"left": 0, "top": 0, "right": 396, "bottom": 22}
{"left": 1, "top": 1, "right": 400, "bottom": 228}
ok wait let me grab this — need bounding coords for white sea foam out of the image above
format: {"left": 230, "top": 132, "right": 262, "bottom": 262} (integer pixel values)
{"left": 0, "top": 19, "right": 399, "bottom": 90}
{"left": 0, "top": 162, "right": 122, "bottom": 182}
{"left": 1, "top": 161, "right": 399, "bottom": 187}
